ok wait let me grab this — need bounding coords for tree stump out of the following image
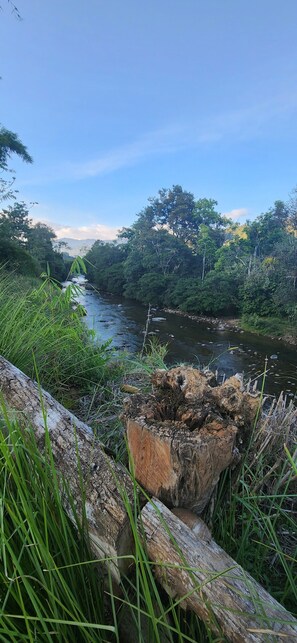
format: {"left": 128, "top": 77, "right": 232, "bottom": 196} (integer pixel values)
{"left": 122, "top": 366, "right": 259, "bottom": 513}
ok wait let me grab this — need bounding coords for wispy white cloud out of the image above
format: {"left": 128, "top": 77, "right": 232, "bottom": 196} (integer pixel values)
{"left": 223, "top": 208, "right": 249, "bottom": 221}
{"left": 21, "top": 90, "right": 297, "bottom": 187}
{"left": 64, "top": 124, "right": 186, "bottom": 180}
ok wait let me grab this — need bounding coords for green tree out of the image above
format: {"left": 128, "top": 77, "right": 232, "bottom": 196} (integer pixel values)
{"left": 288, "top": 187, "right": 297, "bottom": 234}
{"left": 0, "top": 201, "right": 31, "bottom": 244}
{"left": 0, "top": 238, "right": 39, "bottom": 275}
{"left": 245, "top": 201, "right": 289, "bottom": 261}
{"left": 214, "top": 235, "right": 251, "bottom": 277}
{"left": 137, "top": 272, "right": 170, "bottom": 305}
{"left": 196, "top": 224, "right": 218, "bottom": 281}
{"left": 0, "top": 126, "right": 32, "bottom": 201}
{"left": 273, "top": 236, "right": 297, "bottom": 316}
{"left": 242, "top": 261, "right": 280, "bottom": 317}
{"left": 133, "top": 185, "right": 197, "bottom": 243}
{"left": 27, "top": 223, "right": 56, "bottom": 263}
{"left": 85, "top": 241, "right": 127, "bottom": 293}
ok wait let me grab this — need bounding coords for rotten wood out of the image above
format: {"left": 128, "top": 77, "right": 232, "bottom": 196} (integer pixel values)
{"left": 0, "top": 355, "right": 135, "bottom": 582}
{"left": 1, "top": 356, "right": 297, "bottom": 641}
{"left": 141, "top": 499, "right": 297, "bottom": 643}
{"left": 122, "top": 366, "right": 259, "bottom": 513}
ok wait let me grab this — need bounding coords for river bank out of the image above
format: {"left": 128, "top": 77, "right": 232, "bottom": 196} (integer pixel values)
{"left": 85, "top": 279, "right": 297, "bottom": 347}
{"left": 1, "top": 273, "right": 296, "bottom": 641}
{"left": 163, "top": 307, "right": 297, "bottom": 347}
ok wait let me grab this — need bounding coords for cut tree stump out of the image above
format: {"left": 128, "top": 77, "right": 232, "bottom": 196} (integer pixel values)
{"left": 122, "top": 366, "right": 259, "bottom": 513}
{"left": 0, "top": 355, "right": 136, "bottom": 582}
{"left": 1, "top": 357, "right": 297, "bottom": 641}
{"left": 141, "top": 499, "right": 297, "bottom": 643}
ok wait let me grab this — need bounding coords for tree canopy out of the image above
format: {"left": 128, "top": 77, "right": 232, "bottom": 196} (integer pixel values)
{"left": 0, "top": 126, "right": 33, "bottom": 202}
{"left": 85, "top": 185, "right": 297, "bottom": 323}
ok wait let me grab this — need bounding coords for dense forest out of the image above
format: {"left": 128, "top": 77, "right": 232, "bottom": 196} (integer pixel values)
{"left": 85, "top": 185, "right": 297, "bottom": 332}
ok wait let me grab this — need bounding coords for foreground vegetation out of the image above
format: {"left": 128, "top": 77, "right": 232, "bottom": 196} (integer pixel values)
{"left": 0, "top": 268, "right": 296, "bottom": 641}
{"left": 0, "top": 266, "right": 113, "bottom": 404}
{"left": 85, "top": 185, "right": 297, "bottom": 340}
{"left": 0, "top": 68, "right": 295, "bottom": 643}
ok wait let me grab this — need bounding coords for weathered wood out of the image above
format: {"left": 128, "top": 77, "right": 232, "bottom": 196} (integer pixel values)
{"left": 2, "top": 357, "right": 297, "bottom": 641}
{"left": 141, "top": 499, "right": 297, "bottom": 642}
{"left": 122, "top": 367, "right": 259, "bottom": 513}
{"left": 0, "top": 355, "right": 135, "bottom": 582}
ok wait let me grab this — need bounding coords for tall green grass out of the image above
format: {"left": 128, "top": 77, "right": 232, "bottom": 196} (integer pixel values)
{"left": 242, "top": 313, "right": 297, "bottom": 339}
{"left": 0, "top": 408, "right": 111, "bottom": 642}
{"left": 0, "top": 268, "right": 296, "bottom": 641}
{"left": 1, "top": 396, "right": 296, "bottom": 642}
{"left": 0, "top": 402, "right": 220, "bottom": 642}
{"left": 0, "top": 268, "right": 112, "bottom": 400}
{"left": 211, "top": 394, "right": 297, "bottom": 615}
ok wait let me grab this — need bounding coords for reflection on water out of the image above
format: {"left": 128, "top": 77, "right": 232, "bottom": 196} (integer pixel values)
{"left": 78, "top": 286, "right": 297, "bottom": 400}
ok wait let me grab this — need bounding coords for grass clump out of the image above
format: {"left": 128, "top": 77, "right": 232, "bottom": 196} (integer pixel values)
{"left": 0, "top": 408, "right": 113, "bottom": 642}
{"left": 241, "top": 313, "right": 297, "bottom": 340}
{"left": 0, "top": 267, "right": 113, "bottom": 402}
{"left": 0, "top": 401, "right": 218, "bottom": 643}
{"left": 211, "top": 393, "right": 297, "bottom": 615}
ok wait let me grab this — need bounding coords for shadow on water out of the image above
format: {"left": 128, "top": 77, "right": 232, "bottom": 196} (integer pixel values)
{"left": 79, "top": 287, "right": 297, "bottom": 400}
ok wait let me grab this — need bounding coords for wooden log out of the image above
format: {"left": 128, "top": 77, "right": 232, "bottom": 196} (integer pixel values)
{"left": 1, "top": 357, "right": 296, "bottom": 640}
{"left": 141, "top": 499, "right": 297, "bottom": 642}
{"left": 0, "top": 355, "right": 135, "bottom": 582}
{"left": 122, "top": 367, "right": 259, "bottom": 513}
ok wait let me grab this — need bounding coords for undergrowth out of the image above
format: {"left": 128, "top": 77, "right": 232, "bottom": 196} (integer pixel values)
{"left": 211, "top": 394, "right": 297, "bottom": 615}
{"left": 0, "top": 404, "right": 221, "bottom": 642}
{"left": 242, "top": 313, "right": 297, "bottom": 340}
{"left": 0, "top": 266, "right": 113, "bottom": 401}
{"left": 0, "top": 387, "right": 296, "bottom": 642}
{"left": 0, "top": 270, "right": 296, "bottom": 641}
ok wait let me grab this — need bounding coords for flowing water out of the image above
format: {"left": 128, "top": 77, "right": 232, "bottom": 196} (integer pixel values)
{"left": 75, "top": 282, "right": 297, "bottom": 400}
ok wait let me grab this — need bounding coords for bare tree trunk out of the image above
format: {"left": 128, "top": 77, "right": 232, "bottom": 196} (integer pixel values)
{"left": 248, "top": 254, "right": 252, "bottom": 276}
{"left": 141, "top": 499, "right": 297, "bottom": 643}
{"left": 202, "top": 246, "right": 206, "bottom": 281}
{"left": 0, "top": 355, "right": 135, "bottom": 582}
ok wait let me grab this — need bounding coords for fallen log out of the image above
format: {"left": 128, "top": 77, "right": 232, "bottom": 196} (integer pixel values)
{"left": 122, "top": 366, "right": 259, "bottom": 513}
{"left": 0, "top": 355, "right": 135, "bottom": 582}
{"left": 141, "top": 499, "right": 297, "bottom": 642}
{"left": 1, "top": 356, "right": 297, "bottom": 641}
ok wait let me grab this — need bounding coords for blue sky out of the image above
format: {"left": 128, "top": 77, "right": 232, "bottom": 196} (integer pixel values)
{"left": 1, "top": 0, "right": 297, "bottom": 239}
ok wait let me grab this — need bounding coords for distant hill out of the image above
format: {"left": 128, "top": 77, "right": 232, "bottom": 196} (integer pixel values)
{"left": 54, "top": 238, "right": 97, "bottom": 256}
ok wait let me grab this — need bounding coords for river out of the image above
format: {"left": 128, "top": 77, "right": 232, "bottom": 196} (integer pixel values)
{"left": 75, "top": 283, "right": 297, "bottom": 400}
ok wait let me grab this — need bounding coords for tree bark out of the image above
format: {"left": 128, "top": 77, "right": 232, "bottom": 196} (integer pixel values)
{"left": 0, "top": 355, "right": 135, "bottom": 582}
{"left": 1, "top": 356, "right": 297, "bottom": 641}
{"left": 141, "top": 499, "right": 297, "bottom": 643}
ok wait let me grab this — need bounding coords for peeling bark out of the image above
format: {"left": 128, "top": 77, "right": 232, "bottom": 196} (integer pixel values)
{"left": 0, "top": 355, "right": 135, "bottom": 582}
{"left": 1, "top": 356, "right": 296, "bottom": 641}
{"left": 141, "top": 499, "right": 297, "bottom": 643}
